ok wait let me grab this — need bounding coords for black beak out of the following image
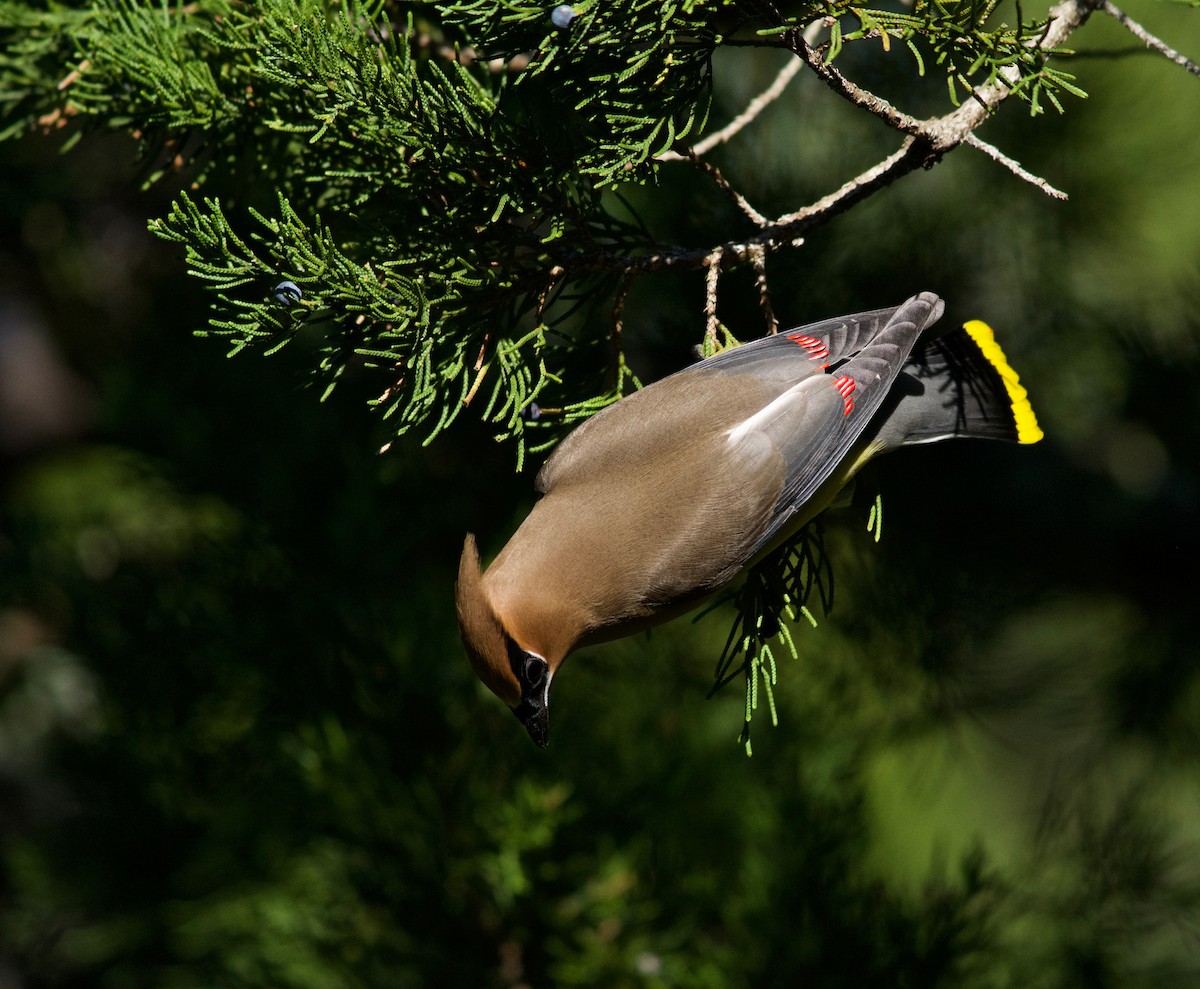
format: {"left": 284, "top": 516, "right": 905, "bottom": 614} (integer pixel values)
{"left": 514, "top": 698, "right": 550, "bottom": 748}
{"left": 512, "top": 653, "right": 552, "bottom": 748}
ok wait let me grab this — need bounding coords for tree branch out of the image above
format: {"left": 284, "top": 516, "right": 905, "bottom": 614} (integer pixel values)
{"left": 687, "top": 153, "right": 769, "bottom": 227}
{"left": 792, "top": 36, "right": 925, "bottom": 135}
{"left": 965, "top": 133, "right": 1069, "bottom": 200}
{"left": 1099, "top": 1, "right": 1200, "bottom": 75}
{"left": 658, "top": 59, "right": 803, "bottom": 162}
{"left": 563, "top": 0, "right": 1100, "bottom": 276}
{"left": 658, "top": 20, "right": 822, "bottom": 163}
{"left": 750, "top": 244, "right": 778, "bottom": 334}
{"left": 704, "top": 247, "right": 723, "bottom": 350}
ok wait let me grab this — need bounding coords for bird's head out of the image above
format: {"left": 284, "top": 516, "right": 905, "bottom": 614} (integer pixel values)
{"left": 456, "top": 533, "right": 556, "bottom": 748}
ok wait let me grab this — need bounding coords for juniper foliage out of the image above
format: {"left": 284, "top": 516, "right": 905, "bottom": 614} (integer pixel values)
{"left": 0, "top": 0, "right": 1101, "bottom": 462}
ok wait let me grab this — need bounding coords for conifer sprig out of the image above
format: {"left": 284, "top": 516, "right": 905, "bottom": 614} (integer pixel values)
{"left": 0, "top": 0, "right": 1117, "bottom": 460}
{"left": 698, "top": 521, "right": 834, "bottom": 755}
{"left": 769, "top": 0, "right": 1089, "bottom": 114}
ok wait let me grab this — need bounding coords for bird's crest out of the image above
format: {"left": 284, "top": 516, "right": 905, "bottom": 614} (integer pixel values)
{"left": 456, "top": 534, "right": 522, "bottom": 708}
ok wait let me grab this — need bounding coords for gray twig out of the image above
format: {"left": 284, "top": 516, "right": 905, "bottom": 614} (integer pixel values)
{"left": 1100, "top": 1, "right": 1200, "bottom": 75}
{"left": 659, "top": 59, "right": 804, "bottom": 162}
{"left": 704, "top": 248, "right": 723, "bottom": 351}
{"left": 965, "top": 133, "right": 1069, "bottom": 200}
{"left": 689, "top": 154, "right": 769, "bottom": 227}
{"left": 659, "top": 21, "right": 822, "bottom": 162}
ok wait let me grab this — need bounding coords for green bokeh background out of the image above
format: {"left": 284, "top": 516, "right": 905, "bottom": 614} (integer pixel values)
{"left": 2, "top": 4, "right": 1199, "bottom": 986}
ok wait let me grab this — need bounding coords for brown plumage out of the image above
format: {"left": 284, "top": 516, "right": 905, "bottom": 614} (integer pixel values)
{"left": 456, "top": 292, "right": 1042, "bottom": 746}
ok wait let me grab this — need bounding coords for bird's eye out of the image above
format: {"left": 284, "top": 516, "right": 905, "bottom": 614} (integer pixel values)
{"left": 524, "top": 656, "right": 547, "bottom": 688}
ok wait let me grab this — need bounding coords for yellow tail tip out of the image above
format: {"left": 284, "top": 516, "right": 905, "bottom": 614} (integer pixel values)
{"left": 963, "top": 320, "right": 1044, "bottom": 445}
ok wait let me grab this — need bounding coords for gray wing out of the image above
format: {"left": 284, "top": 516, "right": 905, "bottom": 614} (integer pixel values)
{"left": 537, "top": 292, "right": 945, "bottom": 508}
{"left": 733, "top": 292, "right": 945, "bottom": 555}
{"left": 694, "top": 304, "right": 908, "bottom": 382}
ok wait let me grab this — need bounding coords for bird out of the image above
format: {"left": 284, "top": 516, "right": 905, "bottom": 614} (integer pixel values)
{"left": 456, "top": 291, "right": 1042, "bottom": 747}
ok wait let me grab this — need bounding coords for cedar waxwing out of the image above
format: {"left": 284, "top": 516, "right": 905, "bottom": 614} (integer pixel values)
{"left": 457, "top": 292, "right": 1042, "bottom": 746}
